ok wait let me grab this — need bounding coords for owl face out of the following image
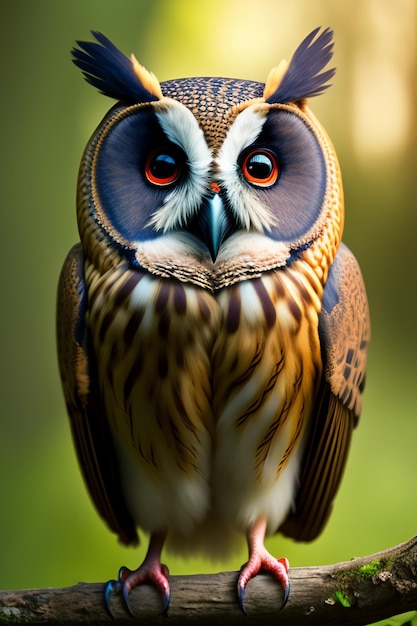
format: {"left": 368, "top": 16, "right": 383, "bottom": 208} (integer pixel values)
{"left": 75, "top": 29, "right": 341, "bottom": 287}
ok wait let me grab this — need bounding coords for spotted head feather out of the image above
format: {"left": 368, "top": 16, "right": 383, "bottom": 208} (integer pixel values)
{"left": 71, "top": 31, "right": 162, "bottom": 102}
{"left": 264, "top": 27, "right": 336, "bottom": 104}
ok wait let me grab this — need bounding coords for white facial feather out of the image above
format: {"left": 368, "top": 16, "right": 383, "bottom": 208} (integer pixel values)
{"left": 148, "top": 100, "right": 212, "bottom": 232}
{"left": 216, "top": 106, "right": 277, "bottom": 233}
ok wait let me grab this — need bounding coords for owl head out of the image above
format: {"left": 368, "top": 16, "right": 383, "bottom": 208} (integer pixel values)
{"left": 73, "top": 28, "right": 342, "bottom": 287}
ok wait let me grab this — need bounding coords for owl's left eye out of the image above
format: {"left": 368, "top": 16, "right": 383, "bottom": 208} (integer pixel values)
{"left": 240, "top": 149, "right": 279, "bottom": 187}
{"left": 145, "top": 148, "right": 184, "bottom": 187}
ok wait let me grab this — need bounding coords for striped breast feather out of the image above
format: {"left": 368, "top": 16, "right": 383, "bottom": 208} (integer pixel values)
{"left": 210, "top": 267, "right": 323, "bottom": 532}
{"left": 87, "top": 265, "right": 220, "bottom": 478}
{"left": 212, "top": 266, "right": 323, "bottom": 436}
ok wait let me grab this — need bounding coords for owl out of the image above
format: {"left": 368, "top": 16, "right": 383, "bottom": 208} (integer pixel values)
{"left": 57, "top": 27, "right": 370, "bottom": 614}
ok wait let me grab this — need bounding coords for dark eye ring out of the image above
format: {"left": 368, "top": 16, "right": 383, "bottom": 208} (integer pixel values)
{"left": 240, "top": 149, "right": 279, "bottom": 187}
{"left": 145, "top": 148, "right": 183, "bottom": 187}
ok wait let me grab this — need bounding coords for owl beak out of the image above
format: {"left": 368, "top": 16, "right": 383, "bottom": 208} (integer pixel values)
{"left": 188, "top": 185, "right": 232, "bottom": 261}
{"left": 198, "top": 192, "right": 230, "bottom": 263}
{"left": 204, "top": 193, "right": 229, "bottom": 261}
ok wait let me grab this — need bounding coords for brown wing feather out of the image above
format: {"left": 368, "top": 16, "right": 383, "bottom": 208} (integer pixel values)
{"left": 280, "top": 243, "right": 370, "bottom": 541}
{"left": 57, "top": 243, "right": 138, "bottom": 545}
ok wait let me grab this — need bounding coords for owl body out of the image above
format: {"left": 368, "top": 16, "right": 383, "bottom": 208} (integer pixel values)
{"left": 58, "top": 29, "right": 370, "bottom": 609}
{"left": 83, "top": 243, "right": 324, "bottom": 554}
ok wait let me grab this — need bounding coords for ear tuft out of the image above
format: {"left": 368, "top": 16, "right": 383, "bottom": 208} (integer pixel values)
{"left": 72, "top": 31, "right": 161, "bottom": 103}
{"left": 130, "top": 53, "right": 163, "bottom": 100}
{"left": 265, "top": 27, "right": 336, "bottom": 104}
{"left": 263, "top": 59, "right": 289, "bottom": 102}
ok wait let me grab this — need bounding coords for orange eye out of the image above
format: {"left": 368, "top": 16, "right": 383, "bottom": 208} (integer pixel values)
{"left": 145, "top": 148, "right": 183, "bottom": 186}
{"left": 241, "top": 149, "right": 279, "bottom": 187}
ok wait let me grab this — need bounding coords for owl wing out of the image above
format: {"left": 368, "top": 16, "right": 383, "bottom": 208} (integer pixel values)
{"left": 280, "top": 242, "right": 370, "bottom": 541}
{"left": 57, "top": 244, "right": 138, "bottom": 545}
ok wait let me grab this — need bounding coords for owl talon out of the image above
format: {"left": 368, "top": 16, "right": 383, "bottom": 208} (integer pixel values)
{"left": 238, "top": 520, "right": 290, "bottom": 614}
{"left": 104, "top": 566, "right": 132, "bottom": 616}
{"left": 237, "top": 556, "right": 290, "bottom": 614}
{"left": 122, "top": 582, "right": 134, "bottom": 617}
{"left": 104, "top": 532, "right": 169, "bottom": 615}
{"left": 281, "top": 579, "right": 290, "bottom": 609}
{"left": 121, "top": 563, "right": 170, "bottom": 616}
{"left": 105, "top": 558, "right": 170, "bottom": 617}
{"left": 104, "top": 578, "right": 121, "bottom": 617}
{"left": 237, "top": 581, "right": 248, "bottom": 615}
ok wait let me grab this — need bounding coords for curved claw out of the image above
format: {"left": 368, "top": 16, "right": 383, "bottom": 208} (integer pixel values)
{"left": 104, "top": 578, "right": 121, "bottom": 617}
{"left": 122, "top": 582, "right": 134, "bottom": 617}
{"left": 237, "top": 579, "right": 248, "bottom": 615}
{"left": 281, "top": 579, "right": 290, "bottom": 610}
{"left": 161, "top": 586, "right": 171, "bottom": 616}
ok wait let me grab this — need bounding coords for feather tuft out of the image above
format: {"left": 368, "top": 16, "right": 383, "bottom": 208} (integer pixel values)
{"left": 263, "top": 59, "right": 289, "bottom": 102}
{"left": 130, "top": 53, "right": 163, "bottom": 100}
{"left": 265, "top": 27, "right": 336, "bottom": 104}
{"left": 71, "top": 31, "right": 160, "bottom": 103}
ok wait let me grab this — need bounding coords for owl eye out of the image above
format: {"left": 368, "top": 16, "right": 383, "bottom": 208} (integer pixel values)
{"left": 240, "top": 149, "right": 279, "bottom": 187}
{"left": 145, "top": 148, "right": 184, "bottom": 187}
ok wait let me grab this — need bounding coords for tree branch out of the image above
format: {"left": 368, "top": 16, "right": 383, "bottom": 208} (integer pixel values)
{"left": 1, "top": 537, "right": 416, "bottom": 625}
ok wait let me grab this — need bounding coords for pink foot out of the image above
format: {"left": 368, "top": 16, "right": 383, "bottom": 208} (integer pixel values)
{"left": 105, "top": 531, "right": 170, "bottom": 616}
{"left": 237, "top": 519, "right": 290, "bottom": 613}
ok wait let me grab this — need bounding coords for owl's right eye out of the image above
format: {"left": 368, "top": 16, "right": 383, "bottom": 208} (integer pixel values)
{"left": 145, "top": 148, "right": 184, "bottom": 187}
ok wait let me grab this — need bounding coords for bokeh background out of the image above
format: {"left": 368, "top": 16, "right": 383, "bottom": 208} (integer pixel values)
{"left": 1, "top": 1, "right": 416, "bottom": 624}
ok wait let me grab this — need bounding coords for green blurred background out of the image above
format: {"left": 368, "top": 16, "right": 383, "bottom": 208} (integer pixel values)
{"left": 0, "top": 1, "right": 416, "bottom": 624}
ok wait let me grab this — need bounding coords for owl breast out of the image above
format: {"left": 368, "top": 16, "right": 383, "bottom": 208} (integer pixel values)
{"left": 86, "top": 236, "right": 323, "bottom": 547}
